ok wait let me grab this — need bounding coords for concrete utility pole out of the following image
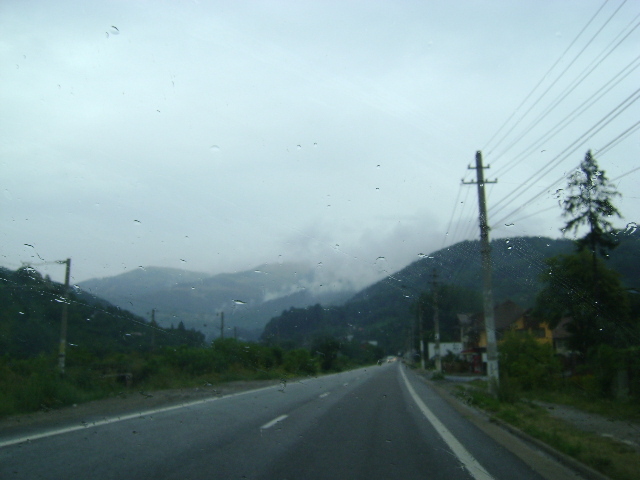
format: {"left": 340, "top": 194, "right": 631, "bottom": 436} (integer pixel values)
{"left": 150, "top": 309, "right": 156, "bottom": 350}
{"left": 463, "top": 151, "right": 499, "bottom": 394}
{"left": 431, "top": 269, "right": 442, "bottom": 373}
{"left": 58, "top": 258, "right": 71, "bottom": 374}
{"left": 418, "top": 302, "right": 425, "bottom": 370}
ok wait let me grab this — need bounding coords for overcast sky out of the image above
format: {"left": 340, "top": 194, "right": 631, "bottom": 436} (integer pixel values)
{"left": 1, "top": 0, "right": 638, "bottom": 290}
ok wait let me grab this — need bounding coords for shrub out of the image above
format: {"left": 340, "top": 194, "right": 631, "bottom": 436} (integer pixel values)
{"left": 499, "top": 331, "right": 561, "bottom": 391}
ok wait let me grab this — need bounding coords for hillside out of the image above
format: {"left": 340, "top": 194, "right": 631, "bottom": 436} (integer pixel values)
{"left": 262, "top": 231, "right": 640, "bottom": 353}
{"left": 0, "top": 266, "right": 204, "bottom": 359}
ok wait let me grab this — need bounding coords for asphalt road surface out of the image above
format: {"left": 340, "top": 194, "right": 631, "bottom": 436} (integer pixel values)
{"left": 1, "top": 363, "right": 577, "bottom": 480}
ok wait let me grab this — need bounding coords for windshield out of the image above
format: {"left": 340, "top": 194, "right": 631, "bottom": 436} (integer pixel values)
{"left": 1, "top": 1, "right": 639, "bottom": 479}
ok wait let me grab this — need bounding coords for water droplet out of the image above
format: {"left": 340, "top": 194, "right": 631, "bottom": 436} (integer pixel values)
{"left": 375, "top": 187, "right": 380, "bottom": 190}
{"left": 296, "top": 145, "right": 302, "bottom": 150}
{"left": 134, "top": 219, "right": 141, "bottom": 223}
{"left": 138, "top": 266, "right": 146, "bottom": 271}
{"left": 180, "top": 259, "right": 186, "bottom": 263}
{"left": 233, "top": 299, "right": 247, "bottom": 305}
{"left": 313, "top": 142, "right": 318, "bottom": 147}
{"left": 209, "top": 145, "right": 221, "bottom": 154}
{"left": 317, "top": 262, "right": 323, "bottom": 268}
{"left": 18, "top": 311, "right": 24, "bottom": 315}
{"left": 625, "top": 222, "right": 638, "bottom": 235}
{"left": 110, "top": 26, "right": 120, "bottom": 35}
{"left": 505, "top": 223, "right": 514, "bottom": 227}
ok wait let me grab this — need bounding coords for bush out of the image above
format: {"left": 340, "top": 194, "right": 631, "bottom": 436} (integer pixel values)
{"left": 499, "top": 331, "right": 561, "bottom": 392}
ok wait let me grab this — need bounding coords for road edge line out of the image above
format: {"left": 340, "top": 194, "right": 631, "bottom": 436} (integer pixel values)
{"left": 399, "top": 366, "right": 495, "bottom": 480}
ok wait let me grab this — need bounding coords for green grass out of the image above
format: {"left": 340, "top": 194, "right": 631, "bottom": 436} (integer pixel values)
{"left": 454, "top": 385, "right": 640, "bottom": 480}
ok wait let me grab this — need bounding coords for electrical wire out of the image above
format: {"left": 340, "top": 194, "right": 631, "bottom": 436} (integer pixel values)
{"left": 489, "top": 85, "right": 640, "bottom": 220}
{"left": 486, "top": 0, "right": 628, "bottom": 159}
{"left": 491, "top": 119, "right": 639, "bottom": 229}
{"left": 492, "top": 15, "right": 640, "bottom": 169}
{"left": 492, "top": 53, "right": 640, "bottom": 180}
{"left": 482, "top": 0, "right": 609, "bottom": 154}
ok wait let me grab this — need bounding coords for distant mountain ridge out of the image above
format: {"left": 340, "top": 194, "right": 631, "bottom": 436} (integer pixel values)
{"left": 78, "top": 263, "right": 354, "bottom": 340}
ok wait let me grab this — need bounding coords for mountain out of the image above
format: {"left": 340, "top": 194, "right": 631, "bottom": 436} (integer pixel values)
{"left": 0, "top": 266, "right": 204, "bottom": 359}
{"left": 261, "top": 231, "right": 640, "bottom": 353}
{"left": 78, "top": 263, "right": 354, "bottom": 340}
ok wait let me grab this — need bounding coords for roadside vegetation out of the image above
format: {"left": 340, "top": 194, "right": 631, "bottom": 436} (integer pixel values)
{"left": 448, "top": 331, "right": 640, "bottom": 480}
{"left": 0, "top": 336, "right": 382, "bottom": 419}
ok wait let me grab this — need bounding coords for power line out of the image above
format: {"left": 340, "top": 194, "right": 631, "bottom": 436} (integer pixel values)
{"left": 489, "top": 85, "right": 640, "bottom": 220}
{"left": 482, "top": 0, "right": 609, "bottom": 154}
{"left": 486, "top": 0, "right": 627, "bottom": 159}
{"left": 597, "top": 119, "right": 640, "bottom": 156}
{"left": 492, "top": 15, "right": 640, "bottom": 167}
{"left": 493, "top": 53, "right": 640, "bottom": 180}
{"left": 491, "top": 120, "right": 639, "bottom": 228}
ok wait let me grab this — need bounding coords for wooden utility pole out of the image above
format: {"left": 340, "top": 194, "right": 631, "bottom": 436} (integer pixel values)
{"left": 431, "top": 269, "right": 442, "bottom": 373}
{"left": 463, "top": 151, "right": 499, "bottom": 394}
{"left": 58, "top": 258, "right": 71, "bottom": 374}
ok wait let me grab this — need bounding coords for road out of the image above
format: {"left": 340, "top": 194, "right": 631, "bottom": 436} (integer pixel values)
{"left": 0, "top": 363, "right": 578, "bottom": 480}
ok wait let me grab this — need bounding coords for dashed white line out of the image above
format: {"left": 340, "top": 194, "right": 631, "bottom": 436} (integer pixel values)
{"left": 0, "top": 384, "right": 280, "bottom": 448}
{"left": 260, "top": 414, "right": 288, "bottom": 430}
{"left": 399, "top": 366, "right": 495, "bottom": 480}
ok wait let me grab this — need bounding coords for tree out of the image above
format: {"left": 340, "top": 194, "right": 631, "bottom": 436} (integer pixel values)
{"left": 562, "top": 150, "right": 622, "bottom": 259}
{"left": 534, "top": 251, "right": 630, "bottom": 359}
{"left": 414, "top": 284, "right": 482, "bottom": 342}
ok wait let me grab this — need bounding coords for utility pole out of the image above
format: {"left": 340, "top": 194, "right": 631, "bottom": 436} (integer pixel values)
{"left": 463, "top": 151, "right": 499, "bottom": 394}
{"left": 58, "top": 258, "right": 71, "bottom": 374}
{"left": 431, "top": 269, "right": 442, "bottom": 374}
{"left": 219, "top": 311, "right": 225, "bottom": 339}
{"left": 150, "top": 309, "right": 156, "bottom": 350}
{"left": 418, "top": 300, "right": 425, "bottom": 370}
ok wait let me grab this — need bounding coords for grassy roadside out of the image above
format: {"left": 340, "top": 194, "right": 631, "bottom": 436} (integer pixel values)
{"left": 451, "top": 383, "right": 640, "bottom": 480}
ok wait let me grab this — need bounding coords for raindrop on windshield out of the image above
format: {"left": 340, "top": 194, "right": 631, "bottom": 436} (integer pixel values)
{"left": 209, "top": 145, "right": 221, "bottom": 154}
{"left": 624, "top": 222, "right": 638, "bottom": 235}
{"left": 109, "top": 25, "right": 120, "bottom": 35}
{"left": 233, "top": 299, "right": 247, "bottom": 305}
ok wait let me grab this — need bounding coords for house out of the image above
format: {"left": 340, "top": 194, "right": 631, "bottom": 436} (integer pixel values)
{"left": 458, "top": 300, "right": 555, "bottom": 373}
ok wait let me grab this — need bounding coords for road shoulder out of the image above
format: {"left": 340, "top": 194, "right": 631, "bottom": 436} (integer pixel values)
{"left": 411, "top": 369, "right": 609, "bottom": 480}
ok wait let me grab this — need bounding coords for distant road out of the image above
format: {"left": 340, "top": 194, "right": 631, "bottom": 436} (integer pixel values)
{"left": 0, "top": 364, "right": 578, "bottom": 480}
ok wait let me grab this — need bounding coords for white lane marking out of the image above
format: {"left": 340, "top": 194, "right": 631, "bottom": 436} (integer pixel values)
{"left": 260, "top": 414, "right": 288, "bottom": 430}
{"left": 399, "top": 367, "right": 495, "bottom": 480}
{"left": 0, "top": 384, "right": 280, "bottom": 449}
{"left": 319, "top": 392, "right": 331, "bottom": 398}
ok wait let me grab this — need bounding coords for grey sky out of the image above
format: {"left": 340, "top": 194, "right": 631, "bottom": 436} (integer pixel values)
{"left": 1, "top": 0, "right": 638, "bottom": 290}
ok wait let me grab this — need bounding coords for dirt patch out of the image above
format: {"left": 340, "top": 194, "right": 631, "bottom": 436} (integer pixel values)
{"left": 532, "top": 401, "right": 640, "bottom": 452}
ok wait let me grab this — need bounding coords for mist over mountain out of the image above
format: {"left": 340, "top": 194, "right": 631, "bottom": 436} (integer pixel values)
{"left": 78, "top": 263, "right": 354, "bottom": 340}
